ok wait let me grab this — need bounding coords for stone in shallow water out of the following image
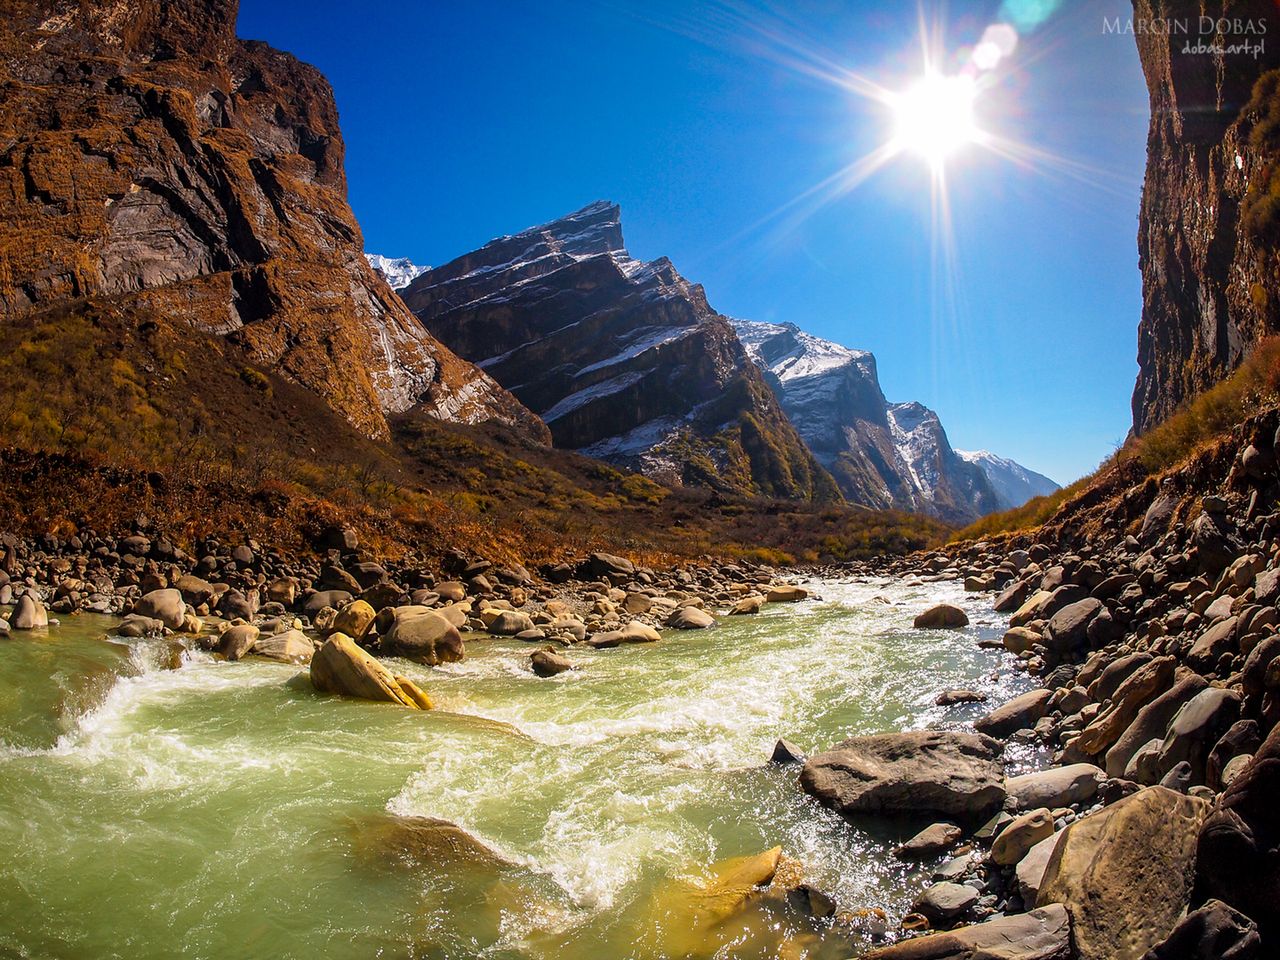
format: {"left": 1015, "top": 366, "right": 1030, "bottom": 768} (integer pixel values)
{"left": 894, "top": 822, "right": 962, "bottom": 861}
{"left": 800, "top": 731, "right": 1005, "bottom": 820}
{"left": 913, "top": 604, "right": 968, "bottom": 629}
{"left": 860, "top": 904, "right": 1071, "bottom": 959}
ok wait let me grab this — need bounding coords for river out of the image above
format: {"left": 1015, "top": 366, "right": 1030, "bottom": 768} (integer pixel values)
{"left": 0, "top": 575, "right": 1033, "bottom": 960}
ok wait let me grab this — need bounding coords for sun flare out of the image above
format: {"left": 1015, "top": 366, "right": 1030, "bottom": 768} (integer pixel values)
{"left": 890, "top": 72, "right": 980, "bottom": 167}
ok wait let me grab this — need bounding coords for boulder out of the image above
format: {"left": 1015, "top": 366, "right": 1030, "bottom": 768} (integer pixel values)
{"left": 216, "top": 624, "right": 260, "bottom": 661}
{"left": 729, "top": 594, "right": 764, "bottom": 615}
{"left": 1016, "top": 831, "right": 1064, "bottom": 904}
{"left": 1193, "top": 721, "right": 1280, "bottom": 942}
{"left": 992, "top": 808, "right": 1055, "bottom": 866}
{"left": 667, "top": 606, "right": 716, "bottom": 629}
{"left": 1004, "top": 626, "right": 1042, "bottom": 654}
{"left": 584, "top": 552, "right": 635, "bottom": 581}
{"left": 588, "top": 622, "right": 662, "bottom": 648}
{"left": 132, "top": 588, "right": 185, "bottom": 630}
{"left": 913, "top": 882, "right": 978, "bottom": 924}
{"left": 251, "top": 629, "right": 315, "bottom": 664}
{"left": 800, "top": 731, "right": 1006, "bottom": 820}
{"left": 530, "top": 648, "right": 573, "bottom": 677}
{"left": 1142, "top": 899, "right": 1261, "bottom": 960}
{"left": 766, "top": 585, "right": 808, "bottom": 603}
{"left": 434, "top": 581, "right": 467, "bottom": 603}
{"left": 487, "top": 610, "right": 535, "bottom": 635}
{"left": 115, "top": 614, "right": 164, "bottom": 638}
{"left": 1006, "top": 764, "right": 1104, "bottom": 811}
{"left": 1043, "top": 597, "right": 1103, "bottom": 659}
{"left": 379, "top": 611, "right": 464, "bottom": 665}
{"left": 975, "top": 688, "right": 1053, "bottom": 739}
{"left": 913, "top": 604, "right": 969, "bottom": 629}
{"left": 330, "top": 599, "right": 376, "bottom": 640}
{"left": 10, "top": 593, "right": 48, "bottom": 630}
{"left": 1187, "top": 617, "right": 1239, "bottom": 671}
{"left": 1155, "top": 688, "right": 1241, "bottom": 786}
{"left": 894, "top": 822, "right": 962, "bottom": 860}
{"left": 860, "top": 905, "right": 1071, "bottom": 959}
{"left": 1104, "top": 674, "right": 1208, "bottom": 778}
{"left": 769, "top": 739, "right": 806, "bottom": 765}
{"left": 1037, "top": 786, "right": 1210, "bottom": 960}
{"left": 173, "top": 574, "right": 215, "bottom": 606}
{"left": 1072, "top": 656, "right": 1177, "bottom": 758}
{"left": 303, "top": 590, "right": 353, "bottom": 619}
{"left": 309, "top": 634, "right": 424, "bottom": 708}
{"left": 935, "top": 689, "right": 987, "bottom": 706}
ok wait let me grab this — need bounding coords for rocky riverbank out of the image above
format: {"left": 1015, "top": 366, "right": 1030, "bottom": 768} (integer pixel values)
{"left": 825, "top": 415, "right": 1280, "bottom": 958}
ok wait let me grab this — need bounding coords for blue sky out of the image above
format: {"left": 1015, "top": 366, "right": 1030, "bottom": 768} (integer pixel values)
{"left": 236, "top": 0, "right": 1151, "bottom": 485}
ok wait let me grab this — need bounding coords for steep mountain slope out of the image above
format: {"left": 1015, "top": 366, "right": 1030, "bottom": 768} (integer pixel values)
{"left": 366, "top": 254, "right": 430, "bottom": 290}
{"left": 0, "top": 0, "right": 544, "bottom": 443}
{"left": 399, "top": 202, "right": 838, "bottom": 500}
{"left": 956, "top": 449, "right": 1058, "bottom": 513}
{"left": 734, "top": 320, "right": 1010, "bottom": 525}
{"left": 1131, "top": 0, "right": 1280, "bottom": 433}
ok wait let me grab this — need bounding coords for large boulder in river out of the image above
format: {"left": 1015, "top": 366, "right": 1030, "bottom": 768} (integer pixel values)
{"left": 1193, "top": 722, "right": 1280, "bottom": 943}
{"left": 667, "top": 606, "right": 716, "bottom": 629}
{"left": 975, "top": 688, "right": 1053, "bottom": 738}
{"left": 310, "top": 634, "right": 425, "bottom": 708}
{"left": 132, "top": 588, "right": 186, "bottom": 630}
{"left": 860, "top": 904, "right": 1072, "bottom": 959}
{"left": 1037, "top": 786, "right": 1209, "bottom": 960}
{"left": 589, "top": 622, "right": 662, "bottom": 648}
{"left": 913, "top": 604, "right": 969, "bottom": 630}
{"left": 379, "top": 611, "right": 464, "bottom": 665}
{"left": 252, "top": 629, "right": 315, "bottom": 664}
{"left": 216, "top": 624, "right": 259, "bottom": 661}
{"left": 800, "top": 731, "right": 1005, "bottom": 821}
{"left": 10, "top": 593, "right": 48, "bottom": 629}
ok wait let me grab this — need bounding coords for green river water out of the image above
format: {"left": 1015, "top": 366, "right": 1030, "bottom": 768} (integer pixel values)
{"left": 0, "top": 576, "right": 1032, "bottom": 960}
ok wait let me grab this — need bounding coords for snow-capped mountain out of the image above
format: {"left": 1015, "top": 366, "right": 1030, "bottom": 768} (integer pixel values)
{"left": 396, "top": 202, "right": 836, "bottom": 501}
{"left": 957, "top": 449, "right": 1059, "bottom": 512}
{"left": 736, "top": 319, "right": 1048, "bottom": 524}
{"left": 365, "top": 254, "right": 431, "bottom": 290}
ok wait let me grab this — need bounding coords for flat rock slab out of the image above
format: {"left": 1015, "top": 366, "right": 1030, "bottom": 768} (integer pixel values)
{"left": 861, "top": 904, "right": 1072, "bottom": 959}
{"left": 800, "top": 731, "right": 1006, "bottom": 821}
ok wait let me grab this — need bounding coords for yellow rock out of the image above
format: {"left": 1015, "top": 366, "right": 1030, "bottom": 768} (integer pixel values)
{"left": 330, "top": 599, "right": 376, "bottom": 640}
{"left": 394, "top": 675, "right": 434, "bottom": 710}
{"left": 310, "top": 633, "right": 421, "bottom": 708}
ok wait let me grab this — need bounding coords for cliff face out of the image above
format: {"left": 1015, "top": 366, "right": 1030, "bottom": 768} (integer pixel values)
{"left": 1131, "top": 0, "right": 1280, "bottom": 433}
{"left": 401, "top": 202, "right": 838, "bottom": 501}
{"left": 0, "top": 0, "right": 546, "bottom": 442}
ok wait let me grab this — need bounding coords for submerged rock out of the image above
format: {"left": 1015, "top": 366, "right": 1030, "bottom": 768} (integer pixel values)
{"left": 530, "top": 647, "right": 573, "bottom": 677}
{"left": 800, "top": 731, "right": 1005, "bottom": 820}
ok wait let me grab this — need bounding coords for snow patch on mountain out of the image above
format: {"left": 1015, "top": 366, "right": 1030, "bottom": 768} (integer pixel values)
{"left": 957, "top": 449, "right": 1060, "bottom": 512}
{"left": 365, "top": 254, "right": 431, "bottom": 290}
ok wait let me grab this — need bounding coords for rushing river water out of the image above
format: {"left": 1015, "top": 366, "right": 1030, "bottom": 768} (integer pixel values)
{"left": 0, "top": 575, "right": 1033, "bottom": 960}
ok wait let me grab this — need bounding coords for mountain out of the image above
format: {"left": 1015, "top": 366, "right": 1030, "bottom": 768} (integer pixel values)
{"left": 956, "top": 450, "right": 1059, "bottom": 513}
{"left": 1130, "top": 0, "right": 1280, "bottom": 433}
{"left": 399, "top": 202, "right": 838, "bottom": 501}
{"left": 0, "top": 0, "right": 545, "bottom": 444}
{"left": 366, "top": 254, "right": 431, "bottom": 290}
{"left": 735, "top": 319, "right": 1038, "bottom": 525}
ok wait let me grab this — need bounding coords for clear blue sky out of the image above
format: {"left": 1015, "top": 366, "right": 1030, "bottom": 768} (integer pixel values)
{"left": 236, "top": 0, "right": 1150, "bottom": 485}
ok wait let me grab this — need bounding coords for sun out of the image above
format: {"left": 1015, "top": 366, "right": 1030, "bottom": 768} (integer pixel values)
{"left": 890, "top": 72, "right": 980, "bottom": 167}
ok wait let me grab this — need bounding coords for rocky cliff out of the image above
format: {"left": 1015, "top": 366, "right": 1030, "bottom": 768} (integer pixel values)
{"left": 400, "top": 202, "right": 838, "bottom": 500}
{"left": 1131, "top": 0, "right": 1280, "bottom": 433}
{"left": 0, "top": 0, "right": 545, "bottom": 442}
{"left": 734, "top": 320, "right": 1047, "bottom": 524}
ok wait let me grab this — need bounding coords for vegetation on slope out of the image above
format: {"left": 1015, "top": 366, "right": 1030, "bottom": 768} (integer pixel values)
{"left": 0, "top": 294, "right": 947, "bottom": 566}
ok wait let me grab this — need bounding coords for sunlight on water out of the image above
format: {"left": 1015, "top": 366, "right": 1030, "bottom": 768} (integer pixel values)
{"left": 0, "top": 576, "right": 1030, "bottom": 959}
